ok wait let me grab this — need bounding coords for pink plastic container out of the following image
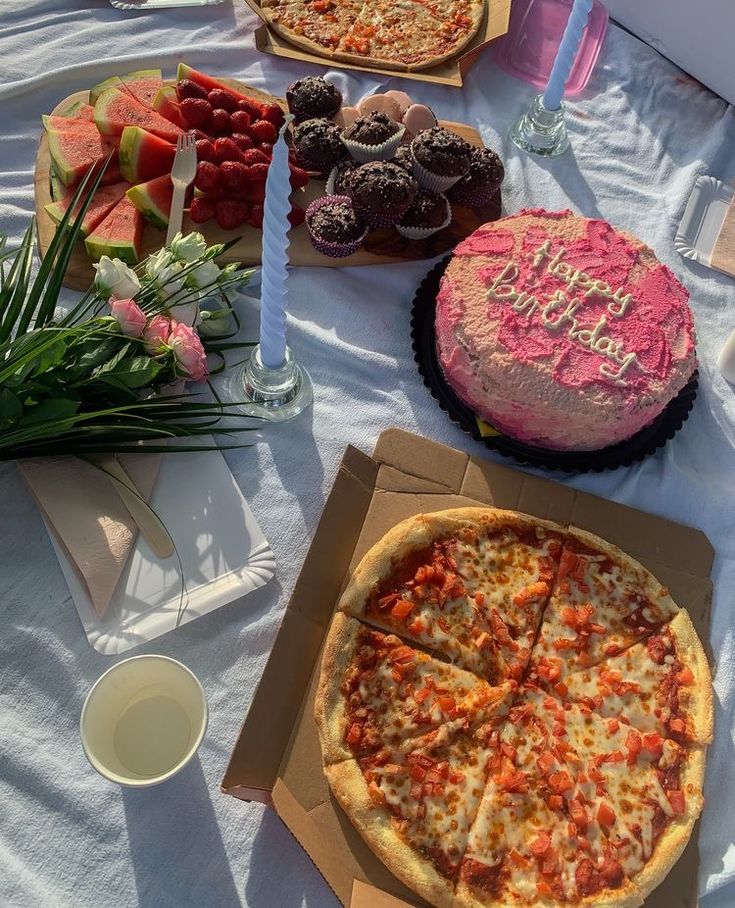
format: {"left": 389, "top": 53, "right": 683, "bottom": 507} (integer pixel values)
{"left": 494, "top": 0, "right": 609, "bottom": 96}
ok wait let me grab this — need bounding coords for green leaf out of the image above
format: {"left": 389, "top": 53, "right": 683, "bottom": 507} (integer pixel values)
{"left": 96, "top": 355, "right": 162, "bottom": 389}
{"left": 20, "top": 397, "right": 80, "bottom": 426}
{"left": 30, "top": 335, "right": 68, "bottom": 375}
{"left": 91, "top": 342, "right": 132, "bottom": 376}
{"left": 0, "top": 388, "right": 23, "bottom": 429}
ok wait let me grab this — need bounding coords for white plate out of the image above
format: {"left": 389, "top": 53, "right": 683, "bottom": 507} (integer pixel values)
{"left": 109, "top": 0, "right": 225, "bottom": 10}
{"left": 48, "top": 447, "right": 275, "bottom": 655}
{"left": 675, "top": 175, "right": 734, "bottom": 270}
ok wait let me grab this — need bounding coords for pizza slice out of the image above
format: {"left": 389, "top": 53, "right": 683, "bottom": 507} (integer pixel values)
{"left": 530, "top": 610, "right": 713, "bottom": 746}
{"left": 326, "top": 729, "right": 491, "bottom": 908}
{"left": 340, "top": 508, "right": 563, "bottom": 684}
{"left": 315, "top": 613, "right": 515, "bottom": 765}
{"left": 521, "top": 685, "right": 706, "bottom": 897}
{"left": 532, "top": 527, "right": 680, "bottom": 678}
{"left": 456, "top": 694, "right": 628, "bottom": 906}
{"left": 261, "top": 0, "right": 363, "bottom": 57}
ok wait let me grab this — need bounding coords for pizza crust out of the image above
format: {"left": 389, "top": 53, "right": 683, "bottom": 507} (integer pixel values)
{"left": 326, "top": 759, "right": 457, "bottom": 908}
{"left": 314, "top": 612, "right": 362, "bottom": 765}
{"left": 454, "top": 878, "right": 646, "bottom": 908}
{"left": 669, "top": 610, "right": 714, "bottom": 745}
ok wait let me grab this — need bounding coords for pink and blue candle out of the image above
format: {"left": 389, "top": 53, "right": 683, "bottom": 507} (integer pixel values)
{"left": 542, "top": 0, "right": 594, "bottom": 110}
{"left": 259, "top": 119, "right": 293, "bottom": 370}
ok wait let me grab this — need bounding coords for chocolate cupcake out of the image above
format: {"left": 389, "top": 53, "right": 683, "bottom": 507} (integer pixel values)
{"left": 447, "top": 146, "right": 505, "bottom": 206}
{"left": 286, "top": 76, "right": 342, "bottom": 123}
{"left": 396, "top": 188, "right": 451, "bottom": 239}
{"left": 410, "top": 126, "right": 472, "bottom": 192}
{"left": 341, "top": 111, "right": 405, "bottom": 163}
{"left": 392, "top": 143, "right": 414, "bottom": 174}
{"left": 306, "top": 195, "right": 367, "bottom": 258}
{"left": 292, "top": 118, "right": 348, "bottom": 175}
{"left": 343, "top": 161, "right": 417, "bottom": 228}
{"left": 325, "top": 159, "right": 359, "bottom": 195}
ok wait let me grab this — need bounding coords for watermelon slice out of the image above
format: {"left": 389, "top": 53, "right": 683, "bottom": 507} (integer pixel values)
{"left": 120, "top": 69, "right": 163, "bottom": 108}
{"left": 46, "top": 127, "right": 119, "bottom": 186}
{"left": 127, "top": 175, "right": 173, "bottom": 229}
{"left": 119, "top": 126, "right": 175, "bottom": 183}
{"left": 90, "top": 75, "right": 125, "bottom": 106}
{"left": 152, "top": 86, "right": 184, "bottom": 128}
{"left": 95, "top": 88, "right": 182, "bottom": 143}
{"left": 43, "top": 114, "right": 100, "bottom": 133}
{"left": 44, "top": 181, "right": 130, "bottom": 236}
{"left": 48, "top": 101, "right": 96, "bottom": 126}
{"left": 49, "top": 163, "right": 66, "bottom": 201}
{"left": 85, "top": 196, "right": 143, "bottom": 265}
{"left": 177, "top": 63, "right": 253, "bottom": 104}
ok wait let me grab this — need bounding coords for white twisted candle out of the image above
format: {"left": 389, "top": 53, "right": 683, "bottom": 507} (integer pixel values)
{"left": 259, "top": 117, "right": 293, "bottom": 370}
{"left": 542, "top": 0, "right": 593, "bottom": 111}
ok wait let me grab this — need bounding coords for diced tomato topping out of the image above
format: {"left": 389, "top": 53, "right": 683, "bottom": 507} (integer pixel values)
{"left": 601, "top": 750, "right": 625, "bottom": 764}
{"left": 607, "top": 718, "right": 620, "bottom": 733}
{"left": 548, "top": 794, "right": 564, "bottom": 810}
{"left": 500, "top": 743, "right": 517, "bottom": 761}
{"left": 407, "top": 618, "right": 425, "bottom": 635}
{"left": 558, "top": 549, "right": 578, "bottom": 580}
{"left": 641, "top": 733, "right": 664, "bottom": 760}
{"left": 346, "top": 723, "right": 361, "bottom": 745}
{"left": 391, "top": 645, "right": 415, "bottom": 664}
{"left": 669, "top": 717, "right": 686, "bottom": 735}
{"left": 536, "top": 657, "right": 562, "bottom": 682}
{"left": 538, "top": 556, "right": 555, "bottom": 583}
{"left": 536, "top": 880, "right": 553, "bottom": 897}
{"left": 530, "top": 833, "right": 552, "bottom": 854}
{"left": 625, "top": 729, "right": 642, "bottom": 765}
{"left": 513, "top": 581, "right": 549, "bottom": 607}
{"left": 677, "top": 666, "right": 695, "bottom": 685}
{"left": 409, "top": 782, "right": 423, "bottom": 799}
{"left": 668, "top": 789, "right": 686, "bottom": 814}
{"left": 599, "top": 856, "right": 624, "bottom": 888}
{"left": 646, "top": 634, "right": 669, "bottom": 664}
{"left": 499, "top": 770, "right": 529, "bottom": 793}
{"left": 569, "top": 799, "right": 589, "bottom": 830}
{"left": 537, "top": 751, "right": 556, "bottom": 775}
{"left": 410, "top": 763, "right": 427, "bottom": 782}
{"left": 509, "top": 848, "right": 528, "bottom": 867}
{"left": 474, "top": 591, "right": 485, "bottom": 607}
{"left": 554, "top": 681, "right": 568, "bottom": 697}
{"left": 597, "top": 802, "right": 616, "bottom": 827}
{"left": 548, "top": 771, "right": 574, "bottom": 794}
{"left": 376, "top": 592, "right": 400, "bottom": 611}
{"left": 414, "top": 687, "right": 431, "bottom": 704}
{"left": 391, "top": 599, "right": 414, "bottom": 620}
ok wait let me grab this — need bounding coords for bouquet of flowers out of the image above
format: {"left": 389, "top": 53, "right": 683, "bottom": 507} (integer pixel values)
{"left": 0, "top": 173, "right": 255, "bottom": 461}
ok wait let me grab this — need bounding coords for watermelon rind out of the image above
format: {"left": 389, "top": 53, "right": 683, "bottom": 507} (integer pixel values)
{"left": 127, "top": 175, "right": 173, "bottom": 229}
{"left": 85, "top": 196, "right": 143, "bottom": 265}
{"left": 95, "top": 88, "right": 182, "bottom": 143}
{"left": 44, "top": 181, "right": 130, "bottom": 237}
{"left": 49, "top": 163, "right": 65, "bottom": 201}
{"left": 120, "top": 69, "right": 163, "bottom": 108}
{"left": 46, "top": 127, "right": 110, "bottom": 185}
{"left": 90, "top": 76, "right": 124, "bottom": 106}
{"left": 177, "top": 63, "right": 250, "bottom": 102}
{"left": 118, "top": 126, "right": 175, "bottom": 183}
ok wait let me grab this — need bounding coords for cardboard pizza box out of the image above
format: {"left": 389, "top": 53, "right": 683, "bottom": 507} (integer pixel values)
{"left": 242, "top": 0, "right": 512, "bottom": 88}
{"left": 222, "top": 427, "right": 713, "bottom": 908}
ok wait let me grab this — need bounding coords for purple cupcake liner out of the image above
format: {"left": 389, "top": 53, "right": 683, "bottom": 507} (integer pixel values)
{"left": 305, "top": 194, "right": 368, "bottom": 258}
{"left": 447, "top": 182, "right": 502, "bottom": 207}
{"left": 294, "top": 149, "right": 347, "bottom": 178}
{"left": 352, "top": 197, "right": 413, "bottom": 229}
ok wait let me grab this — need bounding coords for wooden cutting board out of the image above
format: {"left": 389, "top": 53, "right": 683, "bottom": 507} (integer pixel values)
{"left": 34, "top": 79, "right": 501, "bottom": 291}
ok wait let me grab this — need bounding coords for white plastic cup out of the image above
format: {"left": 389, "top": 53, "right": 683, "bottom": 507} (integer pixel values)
{"left": 80, "top": 655, "right": 208, "bottom": 787}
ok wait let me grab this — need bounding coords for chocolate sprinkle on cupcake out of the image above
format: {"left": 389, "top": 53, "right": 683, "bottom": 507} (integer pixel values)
{"left": 292, "top": 118, "right": 348, "bottom": 174}
{"left": 398, "top": 188, "right": 449, "bottom": 230}
{"left": 411, "top": 126, "right": 472, "bottom": 178}
{"left": 447, "top": 146, "right": 505, "bottom": 205}
{"left": 310, "top": 200, "right": 364, "bottom": 244}
{"left": 392, "top": 143, "right": 414, "bottom": 174}
{"left": 286, "top": 76, "right": 342, "bottom": 123}
{"left": 343, "top": 111, "right": 401, "bottom": 147}
{"left": 344, "top": 160, "right": 417, "bottom": 227}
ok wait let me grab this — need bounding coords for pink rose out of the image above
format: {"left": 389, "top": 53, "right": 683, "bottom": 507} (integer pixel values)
{"left": 169, "top": 321, "right": 208, "bottom": 383}
{"left": 143, "top": 314, "right": 172, "bottom": 354}
{"left": 110, "top": 298, "right": 147, "bottom": 338}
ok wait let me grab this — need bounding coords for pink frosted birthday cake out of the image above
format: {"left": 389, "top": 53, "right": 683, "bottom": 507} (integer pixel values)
{"left": 435, "top": 209, "right": 697, "bottom": 451}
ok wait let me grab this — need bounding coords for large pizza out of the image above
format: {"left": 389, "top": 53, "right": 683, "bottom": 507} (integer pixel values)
{"left": 259, "top": 0, "right": 486, "bottom": 72}
{"left": 315, "top": 508, "right": 712, "bottom": 907}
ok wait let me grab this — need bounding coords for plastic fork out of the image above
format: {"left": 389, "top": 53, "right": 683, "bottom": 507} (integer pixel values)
{"left": 166, "top": 132, "right": 197, "bottom": 246}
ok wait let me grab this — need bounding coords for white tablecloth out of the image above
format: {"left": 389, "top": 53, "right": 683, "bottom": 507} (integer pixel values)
{"left": 1, "top": 3, "right": 734, "bottom": 906}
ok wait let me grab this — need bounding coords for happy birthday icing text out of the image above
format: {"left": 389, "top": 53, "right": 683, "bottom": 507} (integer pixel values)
{"left": 486, "top": 240, "right": 638, "bottom": 383}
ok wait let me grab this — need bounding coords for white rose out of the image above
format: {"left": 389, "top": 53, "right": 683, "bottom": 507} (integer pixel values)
{"left": 186, "top": 259, "right": 221, "bottom": 290}
{"left": 94, "top": 256, "right": 141, "bottom": 300}
{"left": 146, "top": 254, "right": 186, "bottom": 302}
{"left": 145, "top": 248, "right": 175, "bottom": 282}
{"left": 169, "top": 232, "right": 208, "bottom": 263}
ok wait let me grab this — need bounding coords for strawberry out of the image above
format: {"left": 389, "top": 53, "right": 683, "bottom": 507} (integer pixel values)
{"left": 260, "top": 102, "right": 285, "bottom": 128}
{"left": 191, "top": 129, "right": 210, "bottom": 142}
{"left": 195, "top": 161, "right": 221, "bottom": 192}
{"left": 288, "top": 204, "right": 306, "bottom": 228}
{"left": 249, "top": 162, "right": 269, "bottom": 182}
{"left": 258, "top": 143, "right": 274, "bottom": 155}
{"left": 177, "top": 79, "right": 208, "bottom": 101}
{"left": 196, "top": 139, "right": 216, "bottom": 163}
{"left": 289, "top": 165, "right": 309, "bottom": 189}
{"left": 244, "top": 183, "right": 266, "bottom": 204}
{"left": 220, "top": 160, "right": 250, "bottom": 192}
{"left": 208, "top": 88, "right": 239, "bottom": 112}
{"left": 240, "top": 148, "right": 270, "bottom": 166}
{"left": 231, "top": 132, "right": 254, "bottom": 152}
{"left": 213, "top": 137, "right": 243, "bottom": 163}
{"left": 180, "top": 98, "right": 213, "bottom": 129}
{"left": 238, "top": 97, "right": 264, "bottom": 118}
{"left": 230, "top": 110, "right": 252, "bottom": 133}
{"left": 189, "top": 196, "right": 216, "bottom": 224}
{"left": 249, "top": 119, "right": 278, "bottom": 145}
{"left": 216, "top": 199, "right": 250, "bottom": 230}
{"left": 211, "top": 109, "right": 232, "bottom": 135}
{"left": 248, "top": 203, "right": 264, "bottom": 229}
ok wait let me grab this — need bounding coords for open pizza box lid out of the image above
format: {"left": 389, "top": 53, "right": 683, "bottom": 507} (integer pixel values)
{"left": 242, "top": 0, "right": 512, "bottom": 87}
{"left": 222, "top": 427, "right": 713, "bottom": 907}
